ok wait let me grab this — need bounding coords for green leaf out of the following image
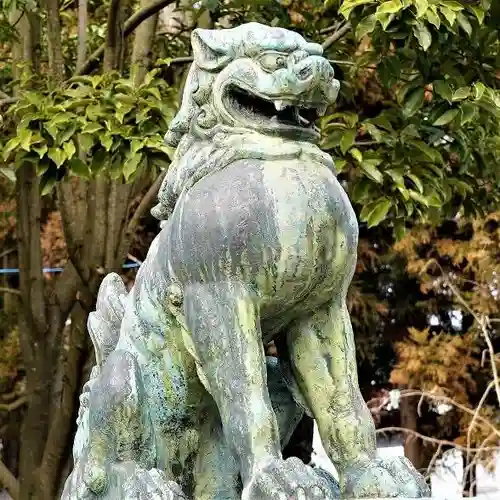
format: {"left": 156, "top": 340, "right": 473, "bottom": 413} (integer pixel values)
{"left": 393, "top": 219, "right": 406, "bottom": 241}
{"left": 123, "top": 152, "right": 142, "bottom": 181}
{"left": 412, "top": 21, "right": 432, "bottom": 51}
{"left": 426, "top": 190, "right": 442, "bottom": 207}
{"left": 472, "top": 81, "right": 486, "bottom": 100}
{"left": 409, "top": 140, "right": 442, "bottom": 163}
{"left": 456, "top": 12, "right": 472, "bottom": 36}
{"left": 79, "top": 134, "right": 94, "bottom": 152}
{"left": 82, "top": 122, "right": 103, "bottom": 135}
{"left": 460, "top": 102, "right": 476, "bottom": 125}
{"left": 335, "top": 159, "right": 347, "bottom": 172}
{"left": 32, "top": 143, "right": 48, "bottom": 158}
{"left": 468, "top": 5, "right": 485, "bottom": 24}
{"left": 68, "top": 157, "right": 91, "bottom": 179}
{"left": 355, "top": 14, "right": 377, "bottom": 39}
{"left": 41, "top": 176, "right": 57, "bottom": 196}
{"left": 407, "top": 173, "right": 424, "bottom": 193}
{"left": 441, "top": 0, "right": 464, "bottom": 11}
{"left": 48, "top": 147, "right": 66, "bottom": 168}
{"left": 90, "top": 148, "right": 107, "bottom": 172}
{"left": 366, "top": 198, "right": 392, "bottom": 227}
{"left": 3, "top": 137, "right": 21, "bottom": 160}
{"left": 19, "top": 128, "right": 33, "bottom": 151}
{"left": 432, "top": 108, "right": 459, "bottom": 126}
{"left": 340, "top": 129, "right": 357, "bottom": 154}
{"left": 350, "top": 147, "right": 363, "bottom": 163}
{"left": 49, "top": 112, "right": 76, "bottom": 128}
{"left": 452, "top": 87, "right": 470, "bottom": 101}
{"left": 433, "top": 80, "right": 453, "bottom": 101}
{"left": 408, "top": 190, "right": 429, "bottom": 206}
{"left": 376, "top": 0, "right": 404, "bottom": 15}
{"left": 403, "top": 88, "right": 425, "bottom": 117}
{"left": 339, "top": 0, "right": 376, "bottom": 19}
{"left": 58, "top": 122, "right": 79, "bottom": 143}
{"left": 351, "top": 179, "right": 373, "bottom": 202}
{"left": 63, "top": 140, "right": 76, "bottom": 159}
{"left": 130, "top": 138, "right": 144, "bottom": 155}
{"left": 376, "top": 12, "right": 395, "bottom": 29}
{"left": 101, "top": 134, "right": 113, "bottom": 151}
{"left": 0, "top": 167, "right": 16, "bottom": 182}
{"left": 386, "top": 168, "right": 405, "bottom": 187}
{"left": 145, "top": 87, "right": 162, "bottom": 101}
{"left": 361, "top": 160, "right": 384, "bottom": 183}
{"left": 414, "top": 0, "right": 428, "bottom": 18}
{"left": 425, "top": 6, "right": 441, "bottom": 28}
{"left": 440, "top": 6, "right": 457, "bottom": 26}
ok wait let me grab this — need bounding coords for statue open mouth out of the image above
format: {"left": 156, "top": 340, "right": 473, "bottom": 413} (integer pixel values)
{"left": 223, "top": 83, "right": 325, "bottom": 140}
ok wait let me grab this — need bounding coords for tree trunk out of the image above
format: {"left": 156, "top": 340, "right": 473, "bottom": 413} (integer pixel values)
{"left": 131, "top": 0, "right": 159, "bottom": 85}
{"left": 400, "top": 394, "right": 427, "bottom": 471}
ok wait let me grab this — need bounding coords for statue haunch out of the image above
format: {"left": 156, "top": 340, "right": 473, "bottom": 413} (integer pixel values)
{"left": 62, "top": 22, "right": 430, "bottom": 500}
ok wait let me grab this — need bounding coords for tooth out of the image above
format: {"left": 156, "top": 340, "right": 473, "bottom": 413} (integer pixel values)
{"left": 317, "top": 105, "right": 328, "bottom": 116}
{"left": 275, "top": 100, "right": 286, "bottom": 111}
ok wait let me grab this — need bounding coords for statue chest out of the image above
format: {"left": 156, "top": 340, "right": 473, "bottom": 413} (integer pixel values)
{"left": 165, "top": 157, "right": 358, "bottom": 305}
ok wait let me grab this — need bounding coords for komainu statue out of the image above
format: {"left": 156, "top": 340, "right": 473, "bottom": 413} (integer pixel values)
{"left": 62, "top": 22, "right": 430, "bottom": 500}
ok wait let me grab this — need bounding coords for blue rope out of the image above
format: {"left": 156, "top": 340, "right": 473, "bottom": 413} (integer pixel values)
{"left": 0, "top": 262, "right": 141, "bottom": 275}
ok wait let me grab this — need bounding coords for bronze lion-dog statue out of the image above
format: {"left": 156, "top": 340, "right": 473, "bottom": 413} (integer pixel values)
{"left": 62, "top": 22, "right": 429, "bottom": 500}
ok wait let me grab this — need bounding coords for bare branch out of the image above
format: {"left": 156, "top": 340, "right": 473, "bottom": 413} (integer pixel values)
{"left": 0, "top": 287, "right": 21, "bottom": 296}
{"left": 421, "top": 258, "right": 500, "bottom": 405}
{"left": 116, "top": 169, "right": 167, "bottom": 261}
{"left": 76, "top": 0, "right": 176, "bottom": 76}
{"left": 466, "top": 380, "right": 495, "bottom": 474}
{"left": 322, "top": 22, "right": 351, "bottom": 50}
{"left": 0, "top": 396, "right": 28, "bottom": 412}
{"left": 0, "top": 459, "right": 20, "bottom": 500}
{"left": 376, "top": 426, "right": 500, "bottom": 453}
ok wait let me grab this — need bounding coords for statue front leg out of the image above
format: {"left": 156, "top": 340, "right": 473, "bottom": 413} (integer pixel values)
{"left": 286, "top": 297, "right": 430, "bottom": 498}
{"left": 183, "top": 281, "right": 335, "bottom": 500}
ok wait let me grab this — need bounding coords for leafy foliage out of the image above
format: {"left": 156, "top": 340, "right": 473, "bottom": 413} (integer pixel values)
{"left": 2, "top": 70, "right": 176, "bottom": 192}
{"left": 318, "top": 0, "right": 500, "bottom": 234}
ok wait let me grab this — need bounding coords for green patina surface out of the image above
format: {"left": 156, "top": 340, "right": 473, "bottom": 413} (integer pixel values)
{"left": 62, "top": 22, "right": 430, "bottom": 500}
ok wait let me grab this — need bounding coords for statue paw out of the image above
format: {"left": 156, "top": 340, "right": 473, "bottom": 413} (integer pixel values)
{"left": 242, "top": 457, "right": 338, "bottom": 500}
{"left": 343, "top": 456, "right": 430, "bottom": 498}
{"left": 123, "top": 468, "right": 188, "bottom": 500}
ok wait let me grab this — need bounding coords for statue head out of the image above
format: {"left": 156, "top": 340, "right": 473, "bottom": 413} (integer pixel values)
{"left": 165, "top": 22, "right": 340, "bottom": 146}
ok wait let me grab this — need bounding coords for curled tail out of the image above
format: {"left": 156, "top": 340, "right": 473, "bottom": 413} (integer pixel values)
{"left": 73, "top": 273, "right": 128, "bottom": 462}
{"left": 88, "top": 272, "right": 128, "bottom": 368}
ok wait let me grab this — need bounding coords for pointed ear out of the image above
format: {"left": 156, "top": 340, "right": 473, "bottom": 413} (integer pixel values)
{"left": 191, "top": 28, "right": 233, "bottom": 71}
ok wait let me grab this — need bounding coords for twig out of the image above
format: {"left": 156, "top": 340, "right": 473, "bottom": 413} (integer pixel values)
{"left": 426, "top": 442, "right": 443, "bottom": 477}
{"left": 466, "top": 380, "right": 495, "bottom": 477}
{"left": 76, "top": 0, "right": 177, "bottom": 76}
{"left": 115, "top": 169, "right": 167, "bottom": 264}
{"left": 0, "top": 287, "right": 21, "bottom": 296}
{"left": 463, "top": 431, "right": 496, "bottom": 494}
{"left": 399, "top": 389, "right": 500, "bottom": 438}
{"left": 421, "top": 258, "right": 500, "bottom": 405}
{"left": 376, "top": 426, "right": 500, "bottom": 453}
{"left": 322, "top": 22, "right": 351, "bottom": 50}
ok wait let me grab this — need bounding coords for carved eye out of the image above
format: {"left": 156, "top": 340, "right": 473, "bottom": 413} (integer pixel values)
{"left": 258, "top": 52, "right": 288, "bottom": 72}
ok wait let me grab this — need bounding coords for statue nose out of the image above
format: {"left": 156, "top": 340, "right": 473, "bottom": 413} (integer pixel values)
{"left": 296, "top": 61, "right": 314, "bottom": 81}
{"left": 294, "top": 56, "right": 334, "bottom": 82}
